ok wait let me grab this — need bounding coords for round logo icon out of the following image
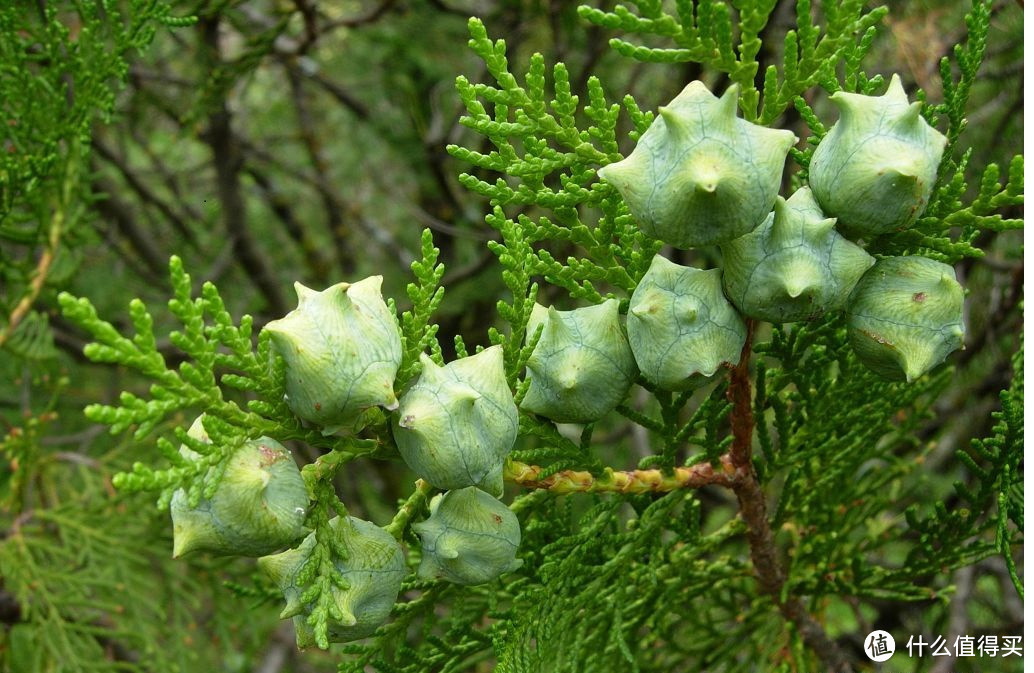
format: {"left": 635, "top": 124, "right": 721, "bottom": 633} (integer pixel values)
{"left": 864, "top": 630, "right": 896, "bottom": 662}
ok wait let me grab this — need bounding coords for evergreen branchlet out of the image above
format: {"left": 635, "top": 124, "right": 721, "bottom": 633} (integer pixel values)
{"left": 25, "top": 1, "right": 1023, "bottom": 672}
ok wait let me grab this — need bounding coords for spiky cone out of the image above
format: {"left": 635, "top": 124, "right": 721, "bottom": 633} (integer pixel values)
{"left": 626, "top": 255, "right": 746, "bottom": 390}
{"left": 809, "top": 74, "right": 947, "bottom": 238}
{"left": 258, "top": 516, "right": 406, "bottom": 647}
{"left": 170, "top": 419, "right": 308, "bottom": 557}
{"left": 413, "top": 487, "right": 522, "bottom": 586}
{"left": 263, "top": 277, "right": 402, "bottom": 435}
{"left": 598, "top": 81, "right": 796, "bottom": 248}
{"left": 521, "top": 299, "right": 637, "bottom": 423}
{"left": 392, "top": 346, "right": 518, "bottom": 497}
{"left": 720, "top": 187, "right": 875, "bottom": 323}
{"left": 846, "top": 256, "right": 965, "bottom": 381}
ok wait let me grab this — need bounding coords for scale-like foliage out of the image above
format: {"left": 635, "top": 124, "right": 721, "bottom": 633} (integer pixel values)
{"left": 904, "top": 344, "right": 1024, "bottom": 597}
{"left": 36, "top": 0, "right": 1024, "bottom": 671}
{"left": 0, "top": 394, "right": 282, "bottom": 672}
{"left": 0, "top": 1, "right": 193, "bottom": 355}
{"left": 579, "top": 0, "right": 887, "bottom": 123}
{"left": 0, "top": 5, "right": 269, "bottom": 673}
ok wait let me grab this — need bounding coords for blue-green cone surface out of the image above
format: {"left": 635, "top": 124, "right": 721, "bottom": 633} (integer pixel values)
{"left": 720, "top": 187, "right": 876, "bottom": 323}
{"left": 809, "top": 74, "right": 947, "bottom": 238}
{"left": 627, "top": 255, "right": 746, "bottom": 390}
{"left": 598, "top": 81, "right": 796, "bottom": 248}
{"left": 171, "top": 418, "right": 308, "bottom": 558}
{"left": 264, "top": 277, "right": 402, "bottom": 435}
{"left": 258, "top": 516, "right": 406, "bottom": 647}
{"left": 413, "top": 487, "right": 522, "bottom": 586}
{"left": 847, "top": 256, "right": 965, "bottom": 381}
{"left": 521, "top": 299, "right": 637, "bottom": 423}
{"left": 393, "top": 346, "right": 517, "bottom": 496}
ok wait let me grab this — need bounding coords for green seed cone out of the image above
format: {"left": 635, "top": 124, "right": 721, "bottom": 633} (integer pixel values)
{"left": 720, "top": 187, "right": 875, "bottom": 323}
{"left": 258, "top": 516, "right": 406, "bottom": 647}
{"left": 521, "top": 299, "right": 637, "bottom": 423}
{"left": 627, "top": 255, "right": 746, "bottom": 390}
{"left": 598, "top": 81, "right": 796, "bottom": 248}
{"left": 413, "top": 487, "right": 522, "bottom": 586}
{"left": 809, "top": 74, "right": 947, "bottom": 238}
{"left": 393, "top": 346, "right": 518, "bottom": 496}
{"left": 170, "top": 419, "right": 308, "bottom": 558}
{"left": 264, "top": 277, "right": 402, "bottom": 435}
{"left": 847, "top": 256, "right": 965, "bottom": 381}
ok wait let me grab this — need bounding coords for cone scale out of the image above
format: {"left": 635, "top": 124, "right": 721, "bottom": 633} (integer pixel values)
{"left": 170, "top": 417, "right": 308, "bottom": 558}
{"left": 626, "top": 255, "right": 746, "bottom": 391}
{"left": 258, "top": 516, "right": 406, "bottom": 647}
{"left": 413, "top": 487, "right": 522, "bottom": 586}
{"left": 521, "top": 299, "right": 637, "bottom": 423}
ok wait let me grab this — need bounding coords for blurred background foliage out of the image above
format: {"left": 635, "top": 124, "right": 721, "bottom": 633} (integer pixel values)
{"left": 0, "top": 0, "right": 1022, "bottom": 671}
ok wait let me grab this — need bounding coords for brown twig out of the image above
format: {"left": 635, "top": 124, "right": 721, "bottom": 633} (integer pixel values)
{"left": 505, "top": 457, "right": 738, "bottom": 494}
{"left": 0, "top": 242, "right": 58, "bottom": 350}
{"left": 91, "top": 138, "right": 199, "bottom": 249}
{"left": 930, "top": 565, "right": 975, "bottom": 673}
{"left": 726, "top": 320, "right": 852, "bottom": 673}
{"left": 125, "top": 126, "right": 206, "bottom": 227}
{"left": 199, "top": 15, "right": 288, "bottom": 316}
{"left": 0, "top": 589, "right": 20, "bottom": 625}
{"left": 298, "top": 68, "right": 371, "bottom": 121}
{"left": 0, "top": 151, "right": 74, "bottom": 349}
{"left": 244, "top": 163, "right": 332, "bottom": 285}
{"left": 727, "top": 319, "right": 757, "bottom": 468}
{"left": 284, "top": 66, "right": 355, "bottom": 277}
{"left": 322, "top": 0, "right": 398, "bottom": 30}
{"left": 91, "top": 174, "right": 175, "bottom": 283}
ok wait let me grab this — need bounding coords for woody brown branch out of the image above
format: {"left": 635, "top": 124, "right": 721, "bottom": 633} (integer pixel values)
{"left": 199, "top": 14, "right": 289, "bottom": 317}
{"left": 726, "top": 320, "right": 852, "bottom": 673}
